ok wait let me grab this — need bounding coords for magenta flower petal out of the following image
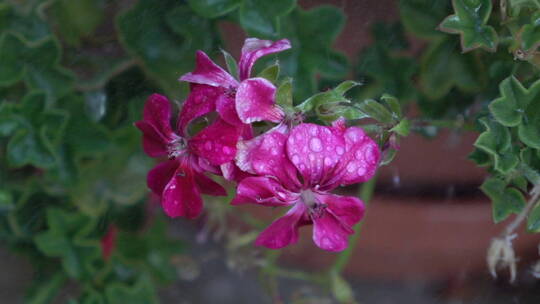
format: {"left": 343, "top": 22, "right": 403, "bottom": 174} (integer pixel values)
{"left": 254, "top": 204, "right": 305, "bottom": 249}
{"left": 220, "top": 161, "right": 252, "bottom": 182}
{"left": 236, "top": 77, "right": 284, "bottom": 124}
{"left": 142, "top": 94, "right": 174, "bottom": 138}
{"left": 312, "top": 210, "right": 354, "bottom": 252}
{"left": 161, "top": 163, "right": 202, "bottom": 218}
{"left": 194, "top": 172, "right": 227, "bottom": 196}
{"left": 236, "top": 125, "right": 299, "bottom": 187}
{"left": 315, "top": 193, "right": 365, "bottom": 227}
{"left": 232, "top": 176, "right": 296, "bottom": 206}
{"left": 135, "top": 94, "right": 175, "bottom": 157}
{"left": 100, "top": 225, "right": 117, "bottom": 260}
{"left": 177, "top": 84, "right": 222, "bottom": 135}
{"left": 179, "top": 51, "right": 238, "bottom": 88}
{"left": 216, "top": 94, "right": 243, "bottom": 126}
{"left": 239, "top": 38, "right": 292, "bottom": 80}
{"left": 286, "top": 123, "right": 345, "bottom": 186}
{"left": 147, "top": 160, "right": 178, "bottom": 196}
{"left": 134, "top": 121, "right": 169, "bottom": 157}
{"left": 328, "top": 126, "right": 380, "bottom": 187}
{"left": 189, "top": 119, "right": 240, "bottom": 165}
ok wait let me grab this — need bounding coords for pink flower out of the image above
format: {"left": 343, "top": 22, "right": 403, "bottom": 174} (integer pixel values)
{"left": 135, "top": 94, "right": 239, "bottom": 218}
{"left": 179, "top": 38, "right": 291, "bottom": 129}
{"left": 232, "top": 119, "right": 380, "bottom": 251}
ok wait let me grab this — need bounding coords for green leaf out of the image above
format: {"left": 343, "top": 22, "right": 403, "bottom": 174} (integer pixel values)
{"left": 222, "top": 49, "right": 239, "bottom": 80}
{"left": 105, "top": 277, "right": 158, "bottom": 304}
{"left": 187, "top": 0, "right": 241, "bottom": 18}
{"left": 276, "top": 77, "right": 293, "bottom": 109}
{"left": 0, "top": 3, "right": 51, "bottom": 42}
{"left": 381, "top": 94, "right": 402, "bottom": 119}
{"left": 420, "top": 38, "right": 482, "bottom": 99}
{"left": 391, "top": 118, "right": 411, "bottom": 137}
{"left": 439, "top": 0, "right": 498, "bottom": 52}
{"left": 50, "top": 0, "right": 104, "bottom": 46}
{"left": 489, "top": 76, "right": 533, "bottom": 127}
{"left": 399, "top": 0, "right": 451, "bottom": 39}
{"left": 518, "top": 95, "right": 540, "bottom": 149}
{"left": 118, "top": 1, "right": 214, "bottom": 97}
{"left": 474, "top": 118, "right": 519, "bottom": 174}
{"left": 357, "top": 99, "right": 393, "bottom": 123}
{"left": 4, "top": 92, "right": 69, "bottom": 169}
{"left": 357, "top": 44, "right": 417, "bottom": 101}
{"left": 468, "top": 148, "right": 492, "bottom": 167}
{"left": 34, "top": 231, "right": 71, "bottom": 256}
{"left": 508, "top": 0, "right": 540, "bottom": 17}
{"left": 518, "top": 12, "right": 540, "bottom": 55}
{"left": 239, "top": 0, "right": 296, "bottom": 39}
{"left": 25, "top": 273, "right": 66, "bottom": 304}
{"left": 334, "top": 80, "right": 360, "bottom": 96}
{"left": 279, "top": 6, "right": 348, "bottom": 100}
{"left": 257, "top": 63, "right": 279, "bottom": 83}
{"left": 481, "top": 177, "right": 526, "bottom": 223}
{"left": 527, "top": 203, "right": 540, "bottom": 232}
{"left": 0, "top": 33, "right": 75, "bottom": 105}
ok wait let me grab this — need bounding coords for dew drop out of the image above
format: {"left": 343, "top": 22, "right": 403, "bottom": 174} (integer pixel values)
{"left": 309, "top": 137, "right": 323, "bottom": 152}
{"left": 336, "top": 146, "right": 344, "bottom": 155}
{"left": 346, "top": 162, "right": 356, "bottom": 173}
{"left": 204, "top": 141, "right": 212, "bottom": 151}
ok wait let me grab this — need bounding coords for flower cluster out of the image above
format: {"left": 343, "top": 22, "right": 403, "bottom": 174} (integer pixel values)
{"left": 136, "top": 38, "right": 380, "bottom": 252}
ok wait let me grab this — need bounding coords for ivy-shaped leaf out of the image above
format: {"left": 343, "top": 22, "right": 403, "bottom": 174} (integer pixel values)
{"left": 439, "top": 0, "right": 498, "bottom": 52}
{"left": 117, "top": 0, "right": 215, "bottom": 97}
{"left": 2, "top": 92, "right": 68, "bottom": 169}
{"left": 420, "top": 38, "right": 483, "bottom": 99}
{"left": 489, "top": 76, "right": 540, "bottom": 149}
{"left": 0, "top": 2, "right": 51, "bottom": 42}
{"left": 50, "top": 0, "right": 104, "bottom": 47}
{"left": 187, "top": 0, "right": 241, "bottom": 18}
{"left": 399, "top": 0, "right": 451, "bottom": 39}
{"left": 508, "top": 0, "right": 540, "bottom": 17}
{"left": 527, "top": 202, "right": 540, "bottom": 232}
{"left": 481, "top": 177, "right": 526, "bottom": 223}
{"left": 239, "top": 0, "right": 296, "bottom": 39}
{"left": 474, "top": 118, "right": 519, "bottom": 174}
{"left": 0, "top": 33, "right": 75, "bottom": 105}
{"left": 357, "top": 44, "right": 417, "bottom": 101}
{"left": 34, "top": 208, "right": 101, "bottom": 279}
{"left": 279, "top": 6, "right": 348, "bottom": 100}
{"left": 517, "top": 11, "right": 540, "bottom": 58}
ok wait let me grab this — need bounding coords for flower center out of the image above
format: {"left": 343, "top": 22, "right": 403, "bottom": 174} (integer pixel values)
{"left": 300, "top": 189, "right": 326, "bottom": 219}
{"left": 167, "top": 136, "right": 187, "bottom": 160}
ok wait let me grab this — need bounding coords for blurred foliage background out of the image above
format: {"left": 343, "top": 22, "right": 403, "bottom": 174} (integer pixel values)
{"left": 2, "top": 0, "right": 540, "bottom": 303}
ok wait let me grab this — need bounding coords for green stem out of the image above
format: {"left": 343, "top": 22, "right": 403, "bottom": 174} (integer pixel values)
{"left": 331, "top": 176, "right": 377, "bottom": 274}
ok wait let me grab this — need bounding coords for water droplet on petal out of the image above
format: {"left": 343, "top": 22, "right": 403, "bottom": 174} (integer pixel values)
{"left": 292, "top": 154, "right": 300, "bottom": 164}
{"left": 222, "top": 146, "right": 232, "bottom": 154}
{"left": 204, "top": 141, "right": 212, "bottom": 151}
{"left": 336, "top": 146, "right": 344, "bottom": 155}
{"left": 346, "top": 162, "right": 356, "bottom": 173}
{"left": 357, "top": 166, "right": 366, "bottom": 176}
{"left": 324, "top": 157, "right": 332, "bottom": 166}
{"left": 309, "top": 137, "right": 323, "bottom": 152}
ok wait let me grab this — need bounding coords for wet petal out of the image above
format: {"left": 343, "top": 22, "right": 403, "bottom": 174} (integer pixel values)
{"left": 312, "top": 209, "right": 354, "bottom": 252}
{"left": 194, "top": 171, "right": 227, "bottom": 196}
{"left": 177, "top": 84, "right": 222, "bottom": 135}
{"left": 231, "top": 176, "right": 296, "bottom": 206}
{"left": 286, "top": 123, "right": 345, "bottom": 186}
{"left": 236, "top": 125, "right": 299, "bottom": 188}
{"left": 135, "top": 94, "right": 175, "bottom": 157}
{"left": 220, "top": 161, "right": 252, "bottom": 182}
{"left": 236, "top": 78, "right": 284, "bottom": 124}
{"left": 161, "top": 162, "right": 203, "bottom": 219}
{"left": 327, "top": 126, "right": 380, "bottom": 188}
{"left": 179, "top": 51, "right": 238, "bottom": 88}
{"left": 315, "top": 193, "right": 365, "bottom": 228}
{"left": 135, "top": 121, "right": 168, "bottom": 157}
{"left": 216, "top": 94, "right": 243, "bottom": 126}
{"left": 189, "top": 119, "right": 240, "bottom": 165}
{"left": 147, "top": 160, "right": 179, "bottom": 195}
{"left": 255, "top": 203, "right": 305, "bottom": 249}
{"left": 239, "top": 38, "right": 291, "bottom": 80}
{"left": 142, "top": 94, "right": 174, "bottom": 138}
